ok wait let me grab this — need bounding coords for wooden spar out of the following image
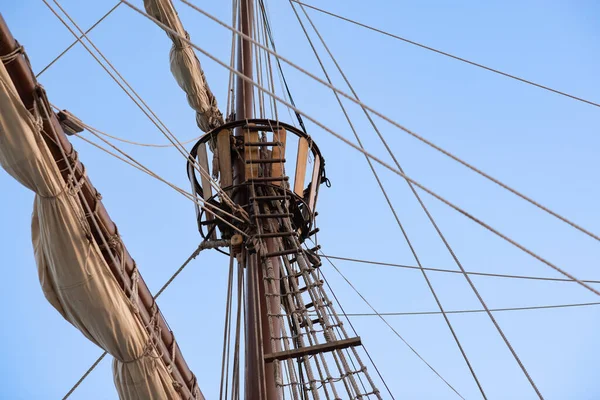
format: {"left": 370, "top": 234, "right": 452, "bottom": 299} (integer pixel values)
{"left": 294, "top": 138, "right": 309, "bottom": 196}
{"left": 234, "top": 0, "right": 279, "bottom": 399}
{"left": 0, "top": 14, "right": 201, "bottom": 400}
{"left": 264, "top": 337, "right": 362, "bottom": 363}
{"left": 270, "top": 128, "right": 286, "bottom": 185}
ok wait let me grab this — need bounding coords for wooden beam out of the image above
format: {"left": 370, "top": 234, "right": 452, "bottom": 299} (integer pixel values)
{"left": 264, "top": 337, "right": 362, "bottom": 363}
{"left": 197, "top": 143, "right": 216, "bottom": 239}
{"left": 308, "top": 155, "right": 321, "bottom": 210}
{"left": 197, "top": 143, "right": 212, "bottom": 200}
{"left": 217, "top": 129, "right": 233, "bottom": 188}
{"left": 294, "top": 137, "right": 309, "bottom": 196}
{"left": 244, "top": 126, "right": 260, "bottom": 179}
{"left": 271, "top": 128, "right": 286, "bottom": 186}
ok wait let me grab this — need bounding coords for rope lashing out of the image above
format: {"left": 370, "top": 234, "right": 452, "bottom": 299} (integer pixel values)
{"left": 0, "top": 43, "right": 23, "bottom": 64}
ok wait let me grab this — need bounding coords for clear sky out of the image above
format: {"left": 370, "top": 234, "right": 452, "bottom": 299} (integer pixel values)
{"left": 1, "top": 1, "right": 600, "bottom": 399}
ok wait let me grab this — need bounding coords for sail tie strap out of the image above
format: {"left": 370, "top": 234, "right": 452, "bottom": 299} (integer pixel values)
{"left": 167, "top": 335, "right": 184, "bottom": 393}
{"left": 122, "top": 302, "right": 164, "bottom": 364}
{"left": 129, "top": 264, "right": 140, "bottom": 315}
{"left": 35, "top": 150, "right": 87, "bottom": 199}
{"left": 167, "top": 335, "right": 177, "bottom": 373}
{"left": 0, "top": 44, "right": 23, "bottom": 64}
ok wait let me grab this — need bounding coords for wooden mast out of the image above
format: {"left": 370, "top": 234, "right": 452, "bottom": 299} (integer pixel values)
{"left": 235, "top": 0, "right": 279, "bottom": 398}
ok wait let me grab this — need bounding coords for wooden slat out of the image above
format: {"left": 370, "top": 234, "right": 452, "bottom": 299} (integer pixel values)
{"left": 264, "top": 337, "right": 362, "bottom": 363}
{"left": 308, "top": 155, "right": 321, "bottom": 210}
{"left": 197, "top": 143, "right": 212, "bottom": 200}
{"left": 197, "top": 143, "right": 216, "bottom": 239}
{"left": 271, "top": 128, "right": 286, "bottom": 186}
{"left": 294, "top": 138, "right": 309, "bottom": 196}
{"left": 244, "top": 126, "right": 260, "bottom": 179}
{"left": 217, "top": 129, "right": 233, "bottom": 188}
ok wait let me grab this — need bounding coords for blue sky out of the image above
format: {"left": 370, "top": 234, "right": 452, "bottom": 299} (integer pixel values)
{"left": 1, "top": 0, "right": 600, "bottom": 399}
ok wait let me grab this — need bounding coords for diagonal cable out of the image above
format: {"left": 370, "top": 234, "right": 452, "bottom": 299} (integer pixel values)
{"left": 72, "top": 127, "right": 247, "bottom": 235}
{"left": 335, "top": 301, "right": 600, "bottom": 317}
{"left": 42, "top": 0, "right": 243, "bottom": 217}
{"left": 172, "top": 0, "right": 600, "bottom": 244}
{"left": 324, "top": 254, "right": 600, "bottom": 284}
{"left": 77, "top": 125, "right": 201, "bottom": 148}
{"left": 37, "top": 1, "right": 122, "bottom": 77}
{"left": 62, "top": 241, "right": 216, "bottom": 399}
{"left": 319, "top": 253, "right": 465, "bottom": 399}
{"left": 290, "top": 2, "right": 487, "bottom": 397}
{"left": 298, "top": 5, "right": 543, "bottom": 397}
{"left": 291, "top": 0, "right": 600, "bottom": 109}
{"left": 122, "top": 0, "right": 600, "bottom": 300}
{"left": 320, "top": 267, "right": 396, "bottom": 399}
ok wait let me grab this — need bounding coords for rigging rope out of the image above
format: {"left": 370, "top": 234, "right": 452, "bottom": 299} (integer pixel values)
{"left": 73, "top": 129, "right": 248, "bottom": 236}
{"left": 296, "top": 5, "right": 546, "bottom": 398}
{"left": 260, "top": 4, "right": 279, "bottom": 122}
{"left": 75, "top": 125, "right": 202, "bottom": 148}
{"left": 289, "top": 2, "right": 487, "bottom": 397}
{"left": 290, "top": 0, "right": 600, "bottom": 109}
{"left": 226, "top": 0, "right": 238, "bottom": 118}
{"left": 41, "top": 2, "right": 596, "bottom": 398}
{"left": 219, "top": 250, "right": 236, "bottom": 400}
{"left": 322, "top": 249, "right": 537, "bottom": 399}
{"left": 166, "top": 0, "right": 600, "bottom": 245}
{"left": 258, "top": 0, "right": 306, "bottom": 133}
{"left": 37, "top": 1, "right": 122, "bottom": 78}
{"left": 317, "top": 249, "right": 465, "bottom": 399}
{"left": 335, "top": 301, "right": 600, "bottom": 317}
{"left": 319, "top": 264, "right": 396, "bottom": 399}
{"left": 36, "top": 88, "right": 163, "bottom": 399}
{"left": 44, "top": 0, "right": 244, "bottom": 218}
{"left": 324, "top": 254, "right": 600, "bottom": 284}
{"left": 62, "top": 240, "right": 222, "bottom": 399}
{"left": 122, "top": 0, "right": 600, "bottom": 299}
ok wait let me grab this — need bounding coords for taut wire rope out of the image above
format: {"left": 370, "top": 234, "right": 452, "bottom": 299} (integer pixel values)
{"left": 330, "top": 302, "right": 600, "bottom": 317}
{"left": 63, "top": 240, "right": 222, "bottom": 398}
{"left": 72, "top": 126, "right": 248, "bottom": 236}
{"left": 290, "top": 0, "right": 600, "bottom": 109}
{"left": 316, "top": 247, "right": 465, "bottom": 399}
{"left": 323, "top": 254, "right": 600, "bottom": 284}
{"left": 77, "top": 125, "right": 202, "bottom": 148}
{"left": 297, "top": 4, "right": 543, "bottom": 397}
{"left": 219, "top": 250, "right": 236, "bottom": 400}
{"left": 226, "top": 0, "right": 239, "bottom": 118}
{"left": 121, "top": 0, "right": 600, "bottom": 299}
{"left": 318, "top": 260, "right": 397, "bottom": 399}
{"left": 37, "top": 1, "right": 122, "bottom": 78}
{"left": 290, "top": 2, "right": 487, "bottom": 397}
{"left": 165, "top": 0, "right": 600, "bottom": 245}
{"left": 44, "top": 0, "right": 244, "bottom": 217}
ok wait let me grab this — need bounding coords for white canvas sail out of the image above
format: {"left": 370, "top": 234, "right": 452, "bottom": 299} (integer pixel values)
{"left": 144, "top": 0, "right": 224, "bottom": 132}
{"left": 0, "top": 60, "right": 182, "bottom": 400}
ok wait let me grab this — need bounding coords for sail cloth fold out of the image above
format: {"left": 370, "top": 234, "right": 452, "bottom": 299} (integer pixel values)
{"left": 144, "top": 0, "right": 224, "bottom": 132}
{"left": 0, "top": 64, "right": 181, "bottom": 398}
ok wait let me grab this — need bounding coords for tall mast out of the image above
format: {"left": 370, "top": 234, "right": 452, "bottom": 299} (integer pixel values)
{"left": 235, "top": 0, "right": 279, "bottom": 399}
{"left": 183, "top": 2, "right": 378, "bottom": 397}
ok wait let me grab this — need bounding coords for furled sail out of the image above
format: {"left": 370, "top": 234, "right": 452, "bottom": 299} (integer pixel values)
{"left": 0, "top": 61, "right": 182, "bottom": 399}
{"left": 144, "top": 0, "right": 224, "bottom": 132}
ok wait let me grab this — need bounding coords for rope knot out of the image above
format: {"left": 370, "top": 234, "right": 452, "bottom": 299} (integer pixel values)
{"left": 0, "top": 44, "right": 24, "bottom": 64}
{"left": 129, "top": 265, "right": 140, "bottom": 314}
{"left": 106, "top": 234, "right": 121, "bottom": 250}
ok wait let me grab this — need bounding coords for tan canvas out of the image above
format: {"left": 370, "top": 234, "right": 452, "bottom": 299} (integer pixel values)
{"left": 0, "top": 61, "right": 181, "bottom": 399}
{"left": 145, "top": 0, "right": 224, "bottom": 132}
